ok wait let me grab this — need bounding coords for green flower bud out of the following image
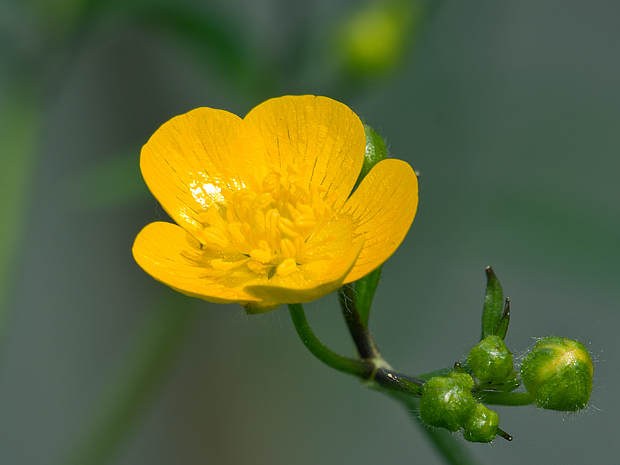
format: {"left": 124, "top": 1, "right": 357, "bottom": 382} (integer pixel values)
{"left": 520, "top": 337, "right": 593, "bottom": 411}
{"left": 355, "top": 124, "right": 388, "bottom": 188}
{"left": 467, "top": 335, "right": 519, "bottom": 391}
{"left": 463, "top": 404, "right": 499, "bottom": 443}
{"left": 419, "top": 372, "right": 476, "bottom": 432}
{"left": 335, "top": 2, "right": 418, "bottom": 76}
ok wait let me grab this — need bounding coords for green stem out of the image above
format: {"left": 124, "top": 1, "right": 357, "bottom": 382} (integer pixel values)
{"left": 61, "top": 291, "right": 198, "bottom": 465}
{"left": 287, "top": 303, "right": 373, "bottom": 379}
{"left": 474, "top": 391, "right": 534, "bottom": 406}
{"left": 337, "top": 285, "right": 380, "bottom": 360}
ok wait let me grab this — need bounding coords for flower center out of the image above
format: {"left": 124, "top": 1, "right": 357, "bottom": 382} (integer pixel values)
{"left": 195, "top": 165, "right": 333, "bottom": 278}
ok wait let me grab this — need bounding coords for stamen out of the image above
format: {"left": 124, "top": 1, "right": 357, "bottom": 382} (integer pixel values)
{"left": 277, "top": 217, "right": 300, "bottom": 237}
{"left": 277, "top": 258, "right": 298, "bottom": 276}
{"left": 200, "top": 165, "right": 333, "bottom": 278}
{"left": 280, "top": 238, "right": 297, "bottom": 259}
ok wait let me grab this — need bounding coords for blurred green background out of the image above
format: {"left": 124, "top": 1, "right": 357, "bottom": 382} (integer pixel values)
{"left": 1, "top": 0, "right": 617, "bottom": 464}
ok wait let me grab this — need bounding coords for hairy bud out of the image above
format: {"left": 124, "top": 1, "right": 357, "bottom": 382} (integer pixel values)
{"left": 419, "top": 372, "right": 476, "bottom": 432}
{"left": 467, "top": 335, "right": 519, "bottom": 391}
{"left": 520, "top": 337, "right": 593, "bottom": 411}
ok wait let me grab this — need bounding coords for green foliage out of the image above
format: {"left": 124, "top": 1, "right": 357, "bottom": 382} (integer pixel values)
{"left": 139, "top": 4, "right": 262, "bottom": 92}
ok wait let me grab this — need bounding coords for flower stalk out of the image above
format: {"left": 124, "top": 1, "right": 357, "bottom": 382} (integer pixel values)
{"left": 287, "top": 303, "right": 374, "bottom": 379}
{"left": 337, "top": 284, "right": 381, "bottom": 360}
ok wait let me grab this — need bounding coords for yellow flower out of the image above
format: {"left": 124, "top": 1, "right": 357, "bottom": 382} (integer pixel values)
{"left": 132, "top": 95, "right": 418, "bottom": 313}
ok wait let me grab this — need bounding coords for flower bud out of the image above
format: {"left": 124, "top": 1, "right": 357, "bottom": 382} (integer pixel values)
{"left": 467, "top": 335, "right": 519, "bottom": 391}
{"left": 463, "top": 404, "right": 499, "bottom": 443}
{"left": 419, "top": 372, "right": 476, "bottom": 432}
{"left": 335, "top": 2, "right": 417, "bottom": 76}
{"left": 520, "top": 337, "right": 593, "bottom": 411}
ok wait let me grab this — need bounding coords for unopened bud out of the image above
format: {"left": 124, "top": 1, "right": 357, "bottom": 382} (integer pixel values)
{"left": 335, "top": 2, "right": 417, "bottom": 76}
{"left": 463, "top": 404, "right": 499, "bottom": 443}
{"left": 419, "top": 372, "right": 476, "bottom": 432}
{"left": 520, "top": 337, "right": 593, "bottom": 411}
{"left": 467, "top": 335, "right": 519, "bottom": 391}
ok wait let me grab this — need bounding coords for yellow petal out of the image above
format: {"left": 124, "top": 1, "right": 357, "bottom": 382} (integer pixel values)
{"left": 243, "top": 95, "right": 365, "bottom": 210}
{"left": 140, "top": 108, "right": 266, "bottom": 234}
{"left": 132, "top": 222, "right": 261, "bottom": 304}
{"left": 340, "top": 158, "right": 418, "bottom": 282}
{"left": 244, "top": 236, "right": 365, "bottom": 307}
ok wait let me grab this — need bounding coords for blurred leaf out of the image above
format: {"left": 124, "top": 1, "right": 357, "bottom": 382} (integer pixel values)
{"left": 139, "top": 4, "right": 263, "bottom": 93}
{"left": 62, "top": 290, "right": 198, "bottom": 465}
{"left": 0, "top": 80, "right": 40, "bottom": 338}
{"left": 71, "top": 148, "right": 150, "bottom": 210}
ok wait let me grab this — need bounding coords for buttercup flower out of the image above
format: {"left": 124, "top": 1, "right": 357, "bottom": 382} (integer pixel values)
{"left": 133, "top": 95, "right": 418, "bottom": 313}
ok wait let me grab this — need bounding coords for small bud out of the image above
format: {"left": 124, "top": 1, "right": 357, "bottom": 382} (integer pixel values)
{"left": 419, "top": 372, "right": 476, "bottom": 432}
{"left": 335, "top": 2, "right": 418, "bottom": 76}
{"left": 463, "top": 404, "right": 499, "bottom": 443}
{"left": 467, "top": 335, "right": 519, "bottom": 391}
{"left": 520, "top": 337, "right": 593, "bottom": 411}
{"left": 355, "top": 124, "right": 388, "bottom": 188}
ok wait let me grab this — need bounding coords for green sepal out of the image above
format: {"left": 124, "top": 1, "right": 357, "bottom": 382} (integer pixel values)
{"left": 467, "top": 335, "right": 519, "bottom": 391}
{"left": 520, "top": 337, "right": 594, "bottom": 411}
{"left": 481, "top": 266, "right": 504, "bottom": 340}
{"left": 347, "top": 125, "right": 388, "bottom": 329}
{"left": 354, "top": 124, "right": 388, "bottom": 189}
{"left": 494, "top": 297, "right": 511, "bottom": 340}
{"left": 462, "top": 404, "right": 499, "bottom": 443}
{"left": 419, "top": 372, "right": 476, "bottom": 432}
{"left": 353, "top": 266, "right": 382, "bottom": 329}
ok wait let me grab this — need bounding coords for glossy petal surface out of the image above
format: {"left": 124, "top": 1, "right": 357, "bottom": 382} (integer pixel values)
{"left": 140, "top": 108, "right": 263, "bottom": 233}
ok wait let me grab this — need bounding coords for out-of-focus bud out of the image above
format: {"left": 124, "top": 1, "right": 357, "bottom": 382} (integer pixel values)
{"left": 354, "top": 124, "right": 388, "bottom": 188}
{"left": 520, "top": 337, "right": 593, "bottom": 411}
{"left": 419, "top": 372, "right": 476, "bottom": 432}
{"left": 335, "top": 1, "right": 418, "bottom": 76}
{"left": 467, "top": 335, "right": 519, "bottom": 391}
{"left": 463, "top": 404, "right": 499, "bottom": 443}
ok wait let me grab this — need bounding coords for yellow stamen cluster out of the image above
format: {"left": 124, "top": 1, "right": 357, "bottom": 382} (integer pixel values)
{"left": 195, "top": 165, "right": 332, "bottom": 278}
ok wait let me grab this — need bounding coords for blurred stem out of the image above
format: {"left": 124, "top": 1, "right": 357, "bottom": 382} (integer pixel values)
{"left": 0, "top": 81, "right": 41, "bottom": 346}
{"left": 62, "top": 291, "right": 198, "bottom": 465}
{"left": 287, "top": 303, "right": 373, "bottom": 379}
